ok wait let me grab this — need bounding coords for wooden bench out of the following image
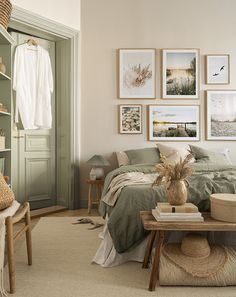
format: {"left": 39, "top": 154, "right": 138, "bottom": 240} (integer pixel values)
{"left": 140, "top": 211, "right": 236, "bottom": 291}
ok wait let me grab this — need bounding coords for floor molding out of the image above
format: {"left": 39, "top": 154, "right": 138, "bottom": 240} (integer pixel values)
{"left": 30, "top": 205, "right": 68, "bottom": 219}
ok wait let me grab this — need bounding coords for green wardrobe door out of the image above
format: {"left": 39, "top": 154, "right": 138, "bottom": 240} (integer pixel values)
{"left": 11, "top": 32, "right": 56, "bottom": 210}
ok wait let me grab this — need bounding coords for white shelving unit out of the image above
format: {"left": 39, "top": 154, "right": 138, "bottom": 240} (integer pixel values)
{"left": 0, "top": 25, "right": 14, "bottom": 178}
{"left": 0, "top": 71, "right": 11, "bottom": 80}
{"left": 0, "top": 111, "right": 11, "bottom": 116}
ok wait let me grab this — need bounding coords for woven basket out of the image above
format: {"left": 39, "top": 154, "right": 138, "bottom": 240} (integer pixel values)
{"left": 0, "top": 0, "right": 12, "bottom": 29}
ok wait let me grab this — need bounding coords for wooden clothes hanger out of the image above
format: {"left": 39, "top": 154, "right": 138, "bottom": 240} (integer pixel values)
{"left": 26, "top": 38, "right": 38, "bottom": 51}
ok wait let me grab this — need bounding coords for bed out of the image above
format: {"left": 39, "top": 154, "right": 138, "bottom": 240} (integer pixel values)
{"left": 93, "top": 145, "right": 236, "bottom": 267}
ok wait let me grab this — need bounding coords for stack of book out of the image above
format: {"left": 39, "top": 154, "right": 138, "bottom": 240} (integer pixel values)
{"left": 0, "top": 103, "right": 8, "bottom": 113}
{"left": 152, "top": 202, "right": 204, "bottom": 222}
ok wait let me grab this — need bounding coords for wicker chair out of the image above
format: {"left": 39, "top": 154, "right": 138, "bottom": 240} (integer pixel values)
{"left": 4, "top": 175, "right": 32, "bottom": 294}
{"left": 0, "top": 0, "right": 12, "bottom": 29}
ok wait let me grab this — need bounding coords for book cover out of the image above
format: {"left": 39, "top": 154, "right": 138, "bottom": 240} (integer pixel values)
{"left": 152, "top": 209, "right": 204, "bottom": 222}
{"left": 154, "top": 208, "right": 202, "bottom": 217}
{"left": 157, "top": 202, "right": 198, "bottom": 213}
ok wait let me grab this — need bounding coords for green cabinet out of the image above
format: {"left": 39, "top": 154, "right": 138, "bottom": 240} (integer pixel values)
{"left": 0, "top": 25, "right": 14, "bottom": 180}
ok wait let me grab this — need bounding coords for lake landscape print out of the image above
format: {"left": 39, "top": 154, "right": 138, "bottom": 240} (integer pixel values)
{"left": 207, "top": 91, "right": 236, "bottom": 140}
{"left": 162, "top": 49, "right": 198, "bottom": 98}
{"left": 149, "top": 105, "right": 199, "bottom": 141}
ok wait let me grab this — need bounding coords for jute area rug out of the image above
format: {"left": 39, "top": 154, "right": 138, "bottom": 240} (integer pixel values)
{"left": 6, "top": 217, "right": 236, "bottom": 297}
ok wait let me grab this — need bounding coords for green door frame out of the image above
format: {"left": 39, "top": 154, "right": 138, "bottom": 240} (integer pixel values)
{"left": 9, "top": 6, "right": 80, "bottom": 209}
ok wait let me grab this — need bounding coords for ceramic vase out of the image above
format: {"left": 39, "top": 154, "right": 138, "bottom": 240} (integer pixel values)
{"left": 166, "top": 180, "right": 187, "bottom": 206}
{"left": 90, "top": 167, "right": 104, "bottom": 180}
{"left": 0, "top": 57, "right": 6, "bottom": 74}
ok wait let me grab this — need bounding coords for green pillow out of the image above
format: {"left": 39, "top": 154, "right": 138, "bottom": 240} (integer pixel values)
{"left": 125, "top": 147, "right": 161, "bottom": 165}
{"left": 189, "top": 145, "right": 230, "bottom": 164}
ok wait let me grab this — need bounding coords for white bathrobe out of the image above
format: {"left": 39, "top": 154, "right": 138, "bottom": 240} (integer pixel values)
{"left": 13, "top": 43, "right": 53, "bottom": 130}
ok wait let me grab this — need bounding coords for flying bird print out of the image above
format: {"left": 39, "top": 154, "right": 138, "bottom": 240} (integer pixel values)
{"left": 220, "top": 65, "right": 225, "bottom": 71}
{"left": 213, "top": 73, "right": 219, "bottom": 76}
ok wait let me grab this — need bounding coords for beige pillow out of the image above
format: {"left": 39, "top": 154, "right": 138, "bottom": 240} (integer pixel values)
{"left": 0, "top": 174, "right": 15, "bottom": 210}
{"left": 156, "top": 143, "right": 194, "bottom": 164}
{"left": 116, "top": 151, "right": 130, "bottom": 167}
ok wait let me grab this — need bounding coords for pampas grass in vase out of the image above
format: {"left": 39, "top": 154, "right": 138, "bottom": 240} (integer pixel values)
{"left": 153, "top": 154, "right": 193, "bottom": 206}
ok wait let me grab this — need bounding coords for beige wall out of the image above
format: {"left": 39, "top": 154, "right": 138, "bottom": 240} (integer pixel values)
{"left": 80, "top": 0, "right": 236, "bottom": 203}
{"left": 12, "top": 0, "right": 80, "bottom": 29}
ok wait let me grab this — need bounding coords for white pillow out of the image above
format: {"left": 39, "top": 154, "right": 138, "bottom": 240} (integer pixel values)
{"left": 116, "top": 151, "right": 130, "bottom": 167}
{"left": 213, "top": 148, "right": 232, "bottom": 165}
{"left": 156, "top": 143, "right": 195, "bottom": 164}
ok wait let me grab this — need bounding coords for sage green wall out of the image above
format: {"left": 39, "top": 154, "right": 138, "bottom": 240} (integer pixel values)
{"left": 80, "top": 0, "right": 236, "bottom": 204}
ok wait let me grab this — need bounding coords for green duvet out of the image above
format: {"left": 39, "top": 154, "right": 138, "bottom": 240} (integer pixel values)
{"left": 99, "top": 163, "right": 236, "bottom": 253}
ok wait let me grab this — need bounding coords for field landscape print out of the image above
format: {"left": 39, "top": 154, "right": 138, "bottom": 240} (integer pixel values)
{"left": 207, "top": 91, "right": 236, "bottom": 140}
{"left": 162, "top": 49, "right": 199, "bottom": 98}
{"left": 149, "top": 105, "right": 199, "bottom": 141}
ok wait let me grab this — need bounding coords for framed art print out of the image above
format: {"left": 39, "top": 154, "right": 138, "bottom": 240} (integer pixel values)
{"left": 206, "top": 54, "right": 230, "bottom": 84}
{"left": 162, "top": 49, "right": 199, "bottom": 99}
{"left": 148, "top": 105, "right": 200, "bottom": 141}
{"left": 118, "top": 49, "right": 156, "bottom": 99}
{"left": 119, "top": 104, "right": 142, "bottom": 134}
{"left": 206, "top": 90, "right": 236, "bottom": 140}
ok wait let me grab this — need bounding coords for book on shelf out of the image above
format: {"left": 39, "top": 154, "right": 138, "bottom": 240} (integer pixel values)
{"left": 0, "top": 103, "right": 8, "bottom": 113}
{"left": 0, "top": 158, "right": 4, "bottom": 175}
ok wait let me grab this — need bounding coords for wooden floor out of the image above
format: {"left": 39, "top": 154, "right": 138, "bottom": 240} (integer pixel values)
{"left": 31, "top": 206, "right": 100, "bottom": 218}
{"left": 30, "top": 205, "right": 67, "bottom": 219}
{"left": 30, "top": 208, "right": 100, "bottom": 228}
{"left": 47, "top": 208, "right": 100, "bottom": 217}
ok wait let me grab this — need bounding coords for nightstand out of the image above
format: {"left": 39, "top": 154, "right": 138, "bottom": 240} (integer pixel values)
{"left": 86, "top": 179, "right": 104, "bottom": 214}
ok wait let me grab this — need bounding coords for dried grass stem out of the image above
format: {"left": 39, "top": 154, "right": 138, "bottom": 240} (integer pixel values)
{"left": 153, "top": 154, "right": 193, "bottom": 187}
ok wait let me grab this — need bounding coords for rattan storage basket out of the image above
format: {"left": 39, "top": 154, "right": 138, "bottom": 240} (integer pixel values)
{"left": 0, "top": 0, "right": 12, "bottom": 29}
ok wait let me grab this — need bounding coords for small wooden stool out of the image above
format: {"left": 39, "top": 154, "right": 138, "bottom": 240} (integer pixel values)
{"left": 6, "top": 202, "right": 32, "bottom": 294}
{"left": 86, "top": 179, "right": 104, "bottom": 214}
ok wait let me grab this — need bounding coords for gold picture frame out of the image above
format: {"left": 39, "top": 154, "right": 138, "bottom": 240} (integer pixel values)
{"left": 118, "top": 104, "right": 142, "bottom": 134}
{"left": 118, "top": 48, "right": 156, "bottom": 99}
{"left": 148, "top": 104, "right": 200, "bottom": 141}
{"left": 161, "top": 48, "right": 200, "bottom": 99}
{"left": 205, "top": 54, "right": 230, "bottom": 85}
{"left": 206, "top": 90, "right": 236, "bottom": 140}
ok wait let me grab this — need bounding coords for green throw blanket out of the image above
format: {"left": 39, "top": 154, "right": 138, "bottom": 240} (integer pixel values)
{"left": 99, "top": 163, "right": 236, "bottom": 253}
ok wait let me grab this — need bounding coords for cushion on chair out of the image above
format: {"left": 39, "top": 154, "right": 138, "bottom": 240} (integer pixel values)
{"left": 0, "top": 174, "right": 14, "bottom": 210}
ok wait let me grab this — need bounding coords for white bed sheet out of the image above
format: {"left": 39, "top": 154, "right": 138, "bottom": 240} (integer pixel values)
{"left": 93, "top": 222, "right": 236, "bottom": 268}
{"left": 92, "top": 222, "right": 148, "bottom": 267}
